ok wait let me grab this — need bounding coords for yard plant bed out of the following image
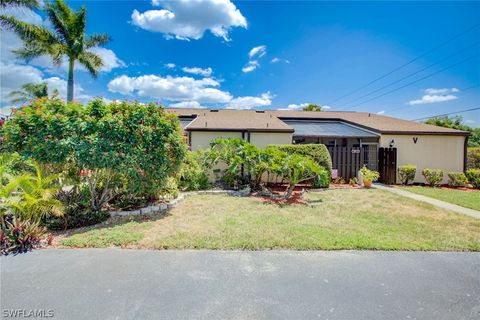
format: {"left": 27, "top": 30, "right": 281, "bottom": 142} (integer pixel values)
{"left": 402, "top": 186, "right": 480, "bottom": 211}
{"left": 59, "top": 189, "right": 480, "bottom": 251}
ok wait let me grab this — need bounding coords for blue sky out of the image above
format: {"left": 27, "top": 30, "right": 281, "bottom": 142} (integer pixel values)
{"left": 1, "top": 1, "right": 479, "bottom": 126}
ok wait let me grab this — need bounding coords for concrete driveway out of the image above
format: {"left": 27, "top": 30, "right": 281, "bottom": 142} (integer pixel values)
{"left": 1, "top": 249, "right": 479, "bottom": 320}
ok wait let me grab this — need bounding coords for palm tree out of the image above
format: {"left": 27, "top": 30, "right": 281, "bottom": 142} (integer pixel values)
{"left": 9, "top": 82, "right": 59, "bottom": 104}
{"left": 0, "top": 0, "right": 110, "bottom": 102}
{"left": 2, "top": 161, "right": 63, "bottom": 223}
{"left": 0, "top": 0, "right": 39, "bottom": 9}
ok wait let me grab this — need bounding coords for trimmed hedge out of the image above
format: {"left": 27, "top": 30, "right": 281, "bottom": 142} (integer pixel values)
{"left": 398, "top": 164, "right": 416, "bottom": 185}
{"left": 270, "top": 144, "right": 332, "bottom": 173}
{"left": 422, "top": 168, "right": 444, "bottom": 187}
{"left": 465, "top": 169, "right": 480, "bottom": 189}
{"left": 447, "top": 172, "right": 468, "bottom": 187}
{"left": 467, "top": 147, "right": 480, "bottom": 169}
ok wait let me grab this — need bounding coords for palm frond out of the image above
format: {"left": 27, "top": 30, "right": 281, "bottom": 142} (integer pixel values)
{"left": 85, "top": 34, "right": 111, "bottom": 48}
{"left": 0, "top": 15, "right": 53, "bottom": 42}
{"left": 44, "top": 0, "right": 71, "bottom": 45}
{"left": 78, "top": 50, "right": 103, "bottom": 78}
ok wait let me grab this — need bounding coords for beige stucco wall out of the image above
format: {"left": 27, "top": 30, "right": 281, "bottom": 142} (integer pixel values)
{"left": 190, "top": 131, "right": 243, "bottom": 151}
{"left": 249, "top": 132, "right": 293, "bottom": 148}
{"left": 190, "top": 131, "right": 293, "bottom": 151}
{"left": 379, "top": 134, "right": 466, "bottom": 183}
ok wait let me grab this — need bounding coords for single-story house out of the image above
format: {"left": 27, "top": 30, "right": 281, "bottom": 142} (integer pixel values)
{"left": 167, "top": 108, "right": 469, "bottom": 184}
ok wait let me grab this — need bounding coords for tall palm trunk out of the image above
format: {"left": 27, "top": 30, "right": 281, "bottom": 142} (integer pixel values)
{"left": 67, "top": 57, "right": 74, "bottom": 102}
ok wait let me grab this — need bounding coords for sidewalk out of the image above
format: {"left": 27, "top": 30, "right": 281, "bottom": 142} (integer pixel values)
{"left": 375, "top": 184, "right": 480, "bottom": 219}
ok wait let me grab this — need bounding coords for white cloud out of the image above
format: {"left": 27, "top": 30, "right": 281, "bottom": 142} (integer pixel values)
{"left": 168, "top": 101, "right": 205, "bottom": 109}
{"left": 0, "top": 62, "right": 43, "bottom": 103}
{"left": 282, "top": 103, "right": 330, "bottom": 111}
{"left": 182, "top": 66, "right": 213, "bottom": 77}
{"left": 0, "top": 62, "right": 90, "bottom": 106}
{"left": 131, "top": 0, "right": 247, "bottom": 41}
{"left": 408, "top": 88, "right": 459, "bottom": 106}
{"left": 89, "top": 47, "right": 125, "bottom": 72}
{"left": 286, "top": 103, "right": 310, "bottom": 110}
{"left": 376, "top": 110, "right": 385, "bottom": 115}
{"left": 165, "top": 63, "right": 176, "bottom": 69}
{"left": 225, "top": 92, "right": 273, "bottom": 110}
{"left": 108, "top": 74, "right": 232, "bottom": 103}
{"left": 242, "top": 60, "right": 259, "bottom": 73}
{"left": 271, "top": 57, "right": 290, "bottom": 64}
{"left": 424, "top": 88, "right": 459, "bottom": 95}
{"left": 249, "top": 45, "right": 267, "bottom": 59}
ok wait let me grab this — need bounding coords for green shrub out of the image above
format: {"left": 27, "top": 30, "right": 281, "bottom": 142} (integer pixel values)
{"left": 422, "top": 168, "right": 444, "bottom": 186}
{"left": 465, "top": 169, "right": 480, "bottom": 189}
{"left": 360, "top": 166, "right": 380, "bottom": 182}
{"left": 467, "top": 148, "right": 480, "bottom": 169}
{"left": 3, "top": 99, "right": 187, "bottom": 211}
{"left": 273, "top": 154, "right": 323, "bottom": 198}
{"left": 42, "top": 187, "right": 109, "bottom": 230}
{"left": 158, "top": 177, "right": 179, "bottom": 200}
{"left": 313, "top": 168, "right": 330, "bottom": 188}
{"left": 447, "top": 172, "right": 469, "bottom": 187}
{"left": 398, "top": 164, "right": 416, "bottom": 185}
{"left": 271, "top": 144, "right": 332, "bottom": 173}
{"left": 177, "top": 151, "right": 210, "bottom": 191}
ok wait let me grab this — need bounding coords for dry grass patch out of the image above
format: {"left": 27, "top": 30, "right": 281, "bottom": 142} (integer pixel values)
{"left": 59, "top": 189, "right": 480, "bottom": 251}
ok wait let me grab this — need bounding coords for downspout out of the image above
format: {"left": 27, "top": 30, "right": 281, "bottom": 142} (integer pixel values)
{"left": 463, "top": 134, "right": 469, "bottom": 172}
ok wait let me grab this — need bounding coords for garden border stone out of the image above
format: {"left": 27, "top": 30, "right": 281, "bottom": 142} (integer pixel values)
{"left": 109, "top": 186, "right": 251, "bottom": 217}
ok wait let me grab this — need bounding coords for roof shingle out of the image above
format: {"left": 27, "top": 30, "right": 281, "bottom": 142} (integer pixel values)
{"left": 165, "top": 108, "right": 469, "bottom": 136}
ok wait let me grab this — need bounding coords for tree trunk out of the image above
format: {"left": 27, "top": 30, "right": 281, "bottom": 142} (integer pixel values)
{"left": 67, "top": 57, "right": 74, "bottom": 103}
{"left": 284, "top": 184, "right": 296, "bottom": 199}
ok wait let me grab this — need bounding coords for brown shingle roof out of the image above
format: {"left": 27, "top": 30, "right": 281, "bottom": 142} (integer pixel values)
{"left": 165, "top": 108, "right": 469, "bottom": 136}
{"left": 167, "top": 109, "right": 293, "bottom": 132}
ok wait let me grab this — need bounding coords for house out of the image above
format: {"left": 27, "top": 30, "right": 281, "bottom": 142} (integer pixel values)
{"left": 167, "top": 108, "right": 469, "bottom": 184}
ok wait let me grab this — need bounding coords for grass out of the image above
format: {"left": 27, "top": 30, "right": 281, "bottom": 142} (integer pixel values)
{"left": 402, "top": 186, "right": 480, "bottom": 211}
{"left": 59, "top": 189, "right": 480, "bottom": 251}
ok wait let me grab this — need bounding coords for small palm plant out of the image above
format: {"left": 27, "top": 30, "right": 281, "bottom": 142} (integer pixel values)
{"left": 2, "top": 162, "right": 63, "bottom": 223}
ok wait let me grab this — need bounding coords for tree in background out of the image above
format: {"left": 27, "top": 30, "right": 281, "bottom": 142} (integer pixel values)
{"left": 0, "top": 0, "right": 111, "bottom": 102}
{"left": 302, "top": 104, "right": 322, "bottom": 111}
{"left": 425, "top": 116, "right": 479, "bottom": 147}
{"left": 9, "top": 82, "right": 59, "bottom": 104}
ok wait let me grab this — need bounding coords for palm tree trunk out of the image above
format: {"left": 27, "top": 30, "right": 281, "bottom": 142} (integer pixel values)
{"left": 67, "top": 57, "right": 74, "bottom": 102}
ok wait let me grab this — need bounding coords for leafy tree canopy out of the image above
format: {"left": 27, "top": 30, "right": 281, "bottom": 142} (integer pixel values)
{"left": 302, "top": 104, "right": 322, "bottom": 111}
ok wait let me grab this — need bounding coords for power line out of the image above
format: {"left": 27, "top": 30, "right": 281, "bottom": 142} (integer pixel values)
{"left": 341, "top": 53, "right": 480, "bottom": 110}
{"left": 340, "top": 41, "right": 480, "bottom": 109}
{"left": 412, "top": 106, "right": 480, "bottom": 121}
{"left": 327, "top": 23, "right": 480, "bottom": 105}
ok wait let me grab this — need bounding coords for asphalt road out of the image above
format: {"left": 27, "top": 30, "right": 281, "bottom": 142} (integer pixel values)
{"left": 1, "top": 249, "right": 479, "bottom": 320}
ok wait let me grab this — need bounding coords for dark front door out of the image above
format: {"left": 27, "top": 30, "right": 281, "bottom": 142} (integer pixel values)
{"left": 378, "top": 147, "right": 397, "bottom": 184}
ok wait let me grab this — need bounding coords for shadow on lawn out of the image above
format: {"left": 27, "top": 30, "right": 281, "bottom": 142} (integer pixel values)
{"left": 52, "top": 208, "right": 174, "bottom": 242}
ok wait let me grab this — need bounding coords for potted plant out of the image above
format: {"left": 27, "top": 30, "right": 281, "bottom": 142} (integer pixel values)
{"left": 359, "top": 166, "right": 380, "bottom": 188}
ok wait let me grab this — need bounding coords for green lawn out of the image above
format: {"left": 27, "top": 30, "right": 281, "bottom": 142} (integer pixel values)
{"left": 59, "top": 189, "right": 480, "bottom": 251}
{"left": 403, "top": 186, "right": 480, "bottom": 211}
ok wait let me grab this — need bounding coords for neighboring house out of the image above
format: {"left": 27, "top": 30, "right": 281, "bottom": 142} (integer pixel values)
{"left": 167, "top": 108, "right": 469, "bottom": 184}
